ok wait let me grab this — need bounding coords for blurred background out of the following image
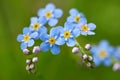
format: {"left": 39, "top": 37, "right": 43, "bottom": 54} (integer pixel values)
{"left": 0, "top": 0, "right": 120, "bottom": 80}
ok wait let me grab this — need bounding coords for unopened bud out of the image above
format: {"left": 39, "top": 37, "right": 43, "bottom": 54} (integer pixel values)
{"left": 26, "top": 59, "right": 31, "bottom": 64}
{"left": 26, "top": 65, "right": 30, "bottom": 71}
{"left": 86, "top": 62, "right": 91, "bottom": 68}
{"left": 23, "top": 49, "right": 30, "bottom": 55}
{"left": 83, "top": 54, "right": 88, "bottom": 60}
{"left": 88, "top": 56, "right": 93, "bottom": 61}
{"left": 72, "top": 47, "right": 79, "bottom": 54}
{"left": 32, "top": 57, "right": 38, "bottom": 63}
{"left": 85, "top": 44, "right": 91, "bottom": 50}
{"left": 33, "top": 46, "right": 40, "bottom": 53}
{"left": 29, "top": 64, "right": 35, "bottom": 70}
{"left": 113, "top": 63, "right": 120, "bottom": 71}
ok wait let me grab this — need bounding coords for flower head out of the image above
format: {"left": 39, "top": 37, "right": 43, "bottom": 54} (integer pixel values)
{"left": 90, "top": 40, "right": 114, "bottom": 66}
{"left": 56, "top": 22, "right": 80, "bottom": 47}
{"left": 77, "top": 22, "right": 96, "bottom": 36}
{"left": 37, "top": 3, "right": 63, "bottom": 26}
{"left": 17, "top": 27, "right": 38, "bottom": 50}
{"left": 40, "top": 27, "right": 61, "bottom": 54}
{"left": 67, "top": 8, "right": 87, "bottom": 24}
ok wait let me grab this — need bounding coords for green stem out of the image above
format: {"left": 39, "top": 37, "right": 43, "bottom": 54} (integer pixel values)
{"left": 75, "top": 39, "right": 85, "bottom": 55}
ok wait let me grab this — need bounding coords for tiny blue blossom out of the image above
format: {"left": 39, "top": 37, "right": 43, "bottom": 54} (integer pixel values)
{"left": 29, "top": 17, "right": 47, "bottom": 39}
{"left": 90, "top": 40, "right": 114, "bottom": 66}
{"left": 17, "top": 27, "right": 38, "bottom": 50}
{"left": 114, "top": 46, "right": 120, "bottom": 60}
{"left": 76, "top": 22, "right": 96, "bottom": 36}
{"left": 37, "top": 3, "right": 63, "bottom": 26}
{"left": 67, "top": 8, "right": 87, "bottom": 24}
{"left": 40, "top": 27, "right": 61, "bottom": 55}
{"left": 56, "top": 22, "right": 80, "bottom": 47}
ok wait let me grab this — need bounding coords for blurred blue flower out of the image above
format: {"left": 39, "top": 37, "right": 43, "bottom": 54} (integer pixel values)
{"left": 29, "top": 17, "right": 47, "bottom": 39}
{"left": 76, "top": 22, "right": 96, "bottom": 36}
{"left": 17, "top": 27, "right": 38, "bottom": 50}
{"left": 67, "top": 8, "right": 87, "bottom": 24}
{"left": 90, "top": 40, "right": 114, "bottom": 66}
{"left": 40, "top": 27, "right": 61, "bottom": 55}
{"left": 114, "top": 46, "right": 120, "bottom": 60}
{"left": 37, "top": 3, "right": 63, "bottom": 26}
{"left": 56, "top": 22, "right": 80, "bottom": 47}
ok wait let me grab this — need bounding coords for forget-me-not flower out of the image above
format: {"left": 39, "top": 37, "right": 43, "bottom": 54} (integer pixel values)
{"left": 17, "top": 27, "right": 38, "bottom": 50}
{"left": 67, "top": 8, "right": 87, "bottom": 24}
{"left": 90, "top": 40, "right": 114, "bottom": 66}
{"left": 37, "top": 3, "right": 63, "bottom": 26}
{"left": 29, "top": 17, "right": 47, "bottom": 39}
{"left": 76, "top": 21, "right": 96, "bottom": 36}
{"left": 56, "top": 22, "right": 80, "bottom": 47}
{"left": 40, "top": 27, "right": 61, "bottom": 55}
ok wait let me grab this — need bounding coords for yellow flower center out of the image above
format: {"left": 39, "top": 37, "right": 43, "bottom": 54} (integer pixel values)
{"left": 99, "top": 50, "right": 107, "bottom": 58}
{"left": 45, "top": 11, "right": 52, "bottom": 19}
{"left": 63, "top": 31, "right": 71, "bottom": 38}
{"left": 24, "top": 35, "right": 30, "bottom": 42}
{"left": 81, "top": 25, "right": 89, "bottom": 32}
{"left": 33, "top": 23, "right": 40, "bottom": 30}
{"left": 49, "top": 37, "right": 56, "bottom": 44}
{"left": 74, "top": 16, "right": 80, "bottom": 23}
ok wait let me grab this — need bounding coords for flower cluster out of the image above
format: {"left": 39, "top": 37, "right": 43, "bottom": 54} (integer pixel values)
{"left": 90, "top": 40, "right": 120, "bottom": 71}
{"left": 17, "top": 3, "right": 96, "bottom": 72}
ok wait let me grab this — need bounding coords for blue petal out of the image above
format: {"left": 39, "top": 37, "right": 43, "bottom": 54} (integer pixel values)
{"left": 28, "top": 39, "right": 34, "bottom": 47}
{"left": 30, "top": 17, "right": 38, "bottom": 24}
{"left": 30, "top": 32, "right": 38, "bottom": 39}
{"left": 79, "top": 18, "right": 87, "bottom": 24}
{"left": 93, "top": 56, "right": 101, "bottom": 66}
{"left": 90, "top": 46, "right": 98, "bottom": 54}
{"left": 88, "top": 23, "right": 96, "bottom": 30}
{"left": 64, "top": 22, "right": 75, "bottom": 31}
{"left": 17, "top": 34, "right": 24, "bottom": 42}
{"left": 45, "top": 3, "right": 55, "bottom": 11}
{"left": 23, "top": 27, "right": 30, "bottom": 34}
{"left": 48, "top": 18, "right": 58, "bottom": 26}
{"left": 37, "top": 9, "right": 45, "bottom": 17}
{"left": 69, "top": 8, "right": 79, "bottom": 16}
{"left": 40, "top": 42, "right": 50, "bottom": 52}
{"left": 38, "top": 16, "right": 47, "bottom": 25}
{"left": 39, "top": 26, "right": 47, "bottom": 34}
{"left": 50, "top": 27, "right": 61, "bottom": 37}
{"left": 81, "top": 31, "right": 87, "bottom": 36}
{"left": 71, "top": 28, "right": 80, "bottom": 37}
{"left": 20, "top": 42, "right": 27, "bottom": 50}
{"left": 54, "top": 9, "right": 63, "bottom": 18}
{"left": 67, "top": 16, "right": 74, "bottom": 23}
{"left": 51, "top": 45, "right": 60, "bottom": 55}
{"left": 56, "top": 37, "right": 65, "bottom": 45}
{"left": 104, "top": 59, "right": 112, "bottom": 66}
{"left": 88, "top": 31, "right": 95, "bottom": 35}
{"left": 66, "top": 38, "right": 76, "bottom": 47}
{"left": 40, "top": 33, "right": 49, "bottom": 41}
{"left": 99, "top": 40, "right": 109, "bottom": 48}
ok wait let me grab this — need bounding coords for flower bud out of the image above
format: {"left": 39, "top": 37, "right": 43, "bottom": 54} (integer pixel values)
{"left": 82, "top": 54, "right": 88, "bottom": 60}
{"left": 85, "top": 44, "right": 91, "bottom": 50}
{"left": 113, "top": 63, "right": 120, "bottom": 71}
{"left": 86, "top": 62, "right": 91, "bottom": 68}
{"left": 33, "top": 46, "right": 40, "bottom": 54}
{"left": 29, "top": 64, "right": 35, "bottom": 70}
{"left": 88, "top": 56, "right": 93, "bottom": 61}
{"left": 72, "top": 47, "right": 79, "bottom": 54}
{"left": 32, "top": 57, "right": 38, "bottom": 63}
{"left": 26, "top": 59, "right": 31, "bottom": 64}
{"left": 23, "top": 49, "right": 30, "bottom": 55}
{"left": 26, "top": 65, "right": 30, "bottom": 71}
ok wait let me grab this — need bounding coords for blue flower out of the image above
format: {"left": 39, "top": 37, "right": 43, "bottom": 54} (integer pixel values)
{"left": 76, "top": 22, "right": 96, "bottom": 36}
{"left": 40, "top": 27, "right": 61, "bottom": 55}
{"left": 17, "top": 27, "right": 38, "bottom": 50}
{"left": 56, "top": 22, "right": 80, "bottom": 47}
{"left": 114, "top": 46, "right": 120, "bottom": 60}
{"left": 29, "top": 17, "right": 47, "bottom": 39}
{"left": 37, "top": 3, "right": 63, "bottom": 26}
{"left": 90, "top": 40, "right": 114, "bottom": 66}
{"left": 67, "top": 8, "right": 87, "bottom": 24}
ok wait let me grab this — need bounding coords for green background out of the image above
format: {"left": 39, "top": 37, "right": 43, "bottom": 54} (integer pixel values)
{"left": 0, "top": 0, "right": 120, "bottom": 80}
